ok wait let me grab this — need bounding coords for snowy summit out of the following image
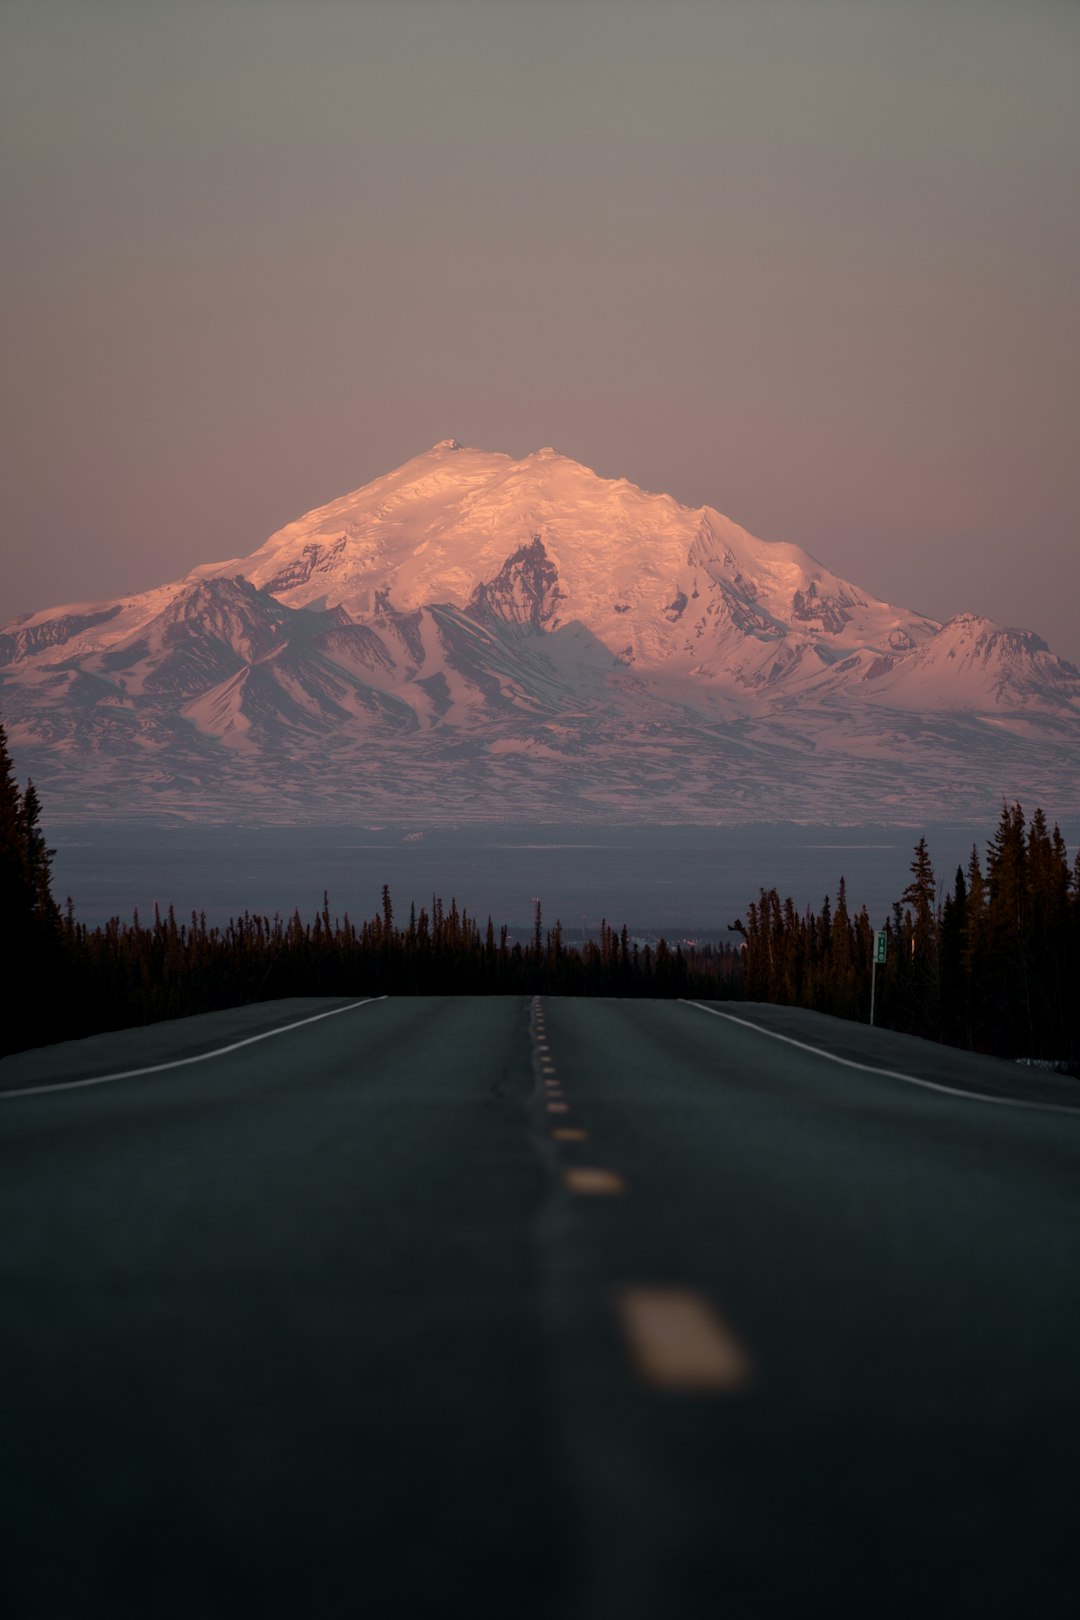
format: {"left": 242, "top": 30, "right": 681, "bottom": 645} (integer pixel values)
{"left": 2, "top": 442, "right": 1078, "bottom": 822}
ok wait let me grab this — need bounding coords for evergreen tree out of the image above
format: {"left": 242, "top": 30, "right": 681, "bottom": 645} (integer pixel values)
{"left": 985, "top": 802, "right": 1031, "bottom": 1051}
{"left": 902, "top": 836, "right": 939, "bottom": 1035}
{"left": 1, "top": 722, "right": 66, "bottom": 1053}
{"left": 829, "top": 877, "right": 858, "bottom": 1019}
{"left": 938, "top": 865, "right": 967, "bottom": 1045}
{"left": 0, "top": 720, "right": 31, "bottom": 930}
{"left": 21, "top": 780, "right": 59, "bottom": 931}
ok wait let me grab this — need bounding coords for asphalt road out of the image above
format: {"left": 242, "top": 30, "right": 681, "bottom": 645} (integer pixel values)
{"left": 2, "top": 997, "right": 1079, "bottom": 1620}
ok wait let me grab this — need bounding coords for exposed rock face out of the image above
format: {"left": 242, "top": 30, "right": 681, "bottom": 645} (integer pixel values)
{"left": 467, "top": 537, "right": 564, "bottom": 627}
{"left": 0, "top": 605, "right": 122, "bottom": 666}
{"left": 264, "top": 537, "right": 347, "bottom": 595}
{"left": 791, "top": 582, "right": 853, "bottom": 634}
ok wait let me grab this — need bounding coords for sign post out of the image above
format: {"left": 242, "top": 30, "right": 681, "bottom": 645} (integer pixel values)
{"left": 870, "top": 929, "right": 888, "bottom": 1026}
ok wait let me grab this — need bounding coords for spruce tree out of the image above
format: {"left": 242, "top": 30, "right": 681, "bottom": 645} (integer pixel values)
{"left": 1, "top": 721, "right": 65, "bottom": 1052}
{"left": 20, "top": 779, "right": 59, "bottom": 931}
{"left": 0, "top": 719, "right": 31, "bottom": 929}
{"left": 938, "top": 865, "right": 968, "bottom": 1045}
{"left": 902, "top": 836, "right": 939, "bottom": 1036}
{"left": 985, "top": 803, "right": 1031, "bottom": 1052}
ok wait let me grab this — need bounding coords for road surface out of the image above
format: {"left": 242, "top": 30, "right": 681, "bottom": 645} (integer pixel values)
{"left": 2, "top": 996, "right": 1079, "bottom": 1619}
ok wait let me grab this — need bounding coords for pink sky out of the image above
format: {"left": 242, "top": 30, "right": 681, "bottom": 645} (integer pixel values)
{"left": 2, "top": 0, "right": 1078, "bottom": 661}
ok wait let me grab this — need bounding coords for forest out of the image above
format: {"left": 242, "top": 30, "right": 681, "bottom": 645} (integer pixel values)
{"left": 2, "top": 718, "right": 1077, "bottom": 1065}
{"left": 0, "top": 723, "right": 735, "bottom": 1055}
{"left": 733, "top": 803, "right": 1080, "bottom": 1066}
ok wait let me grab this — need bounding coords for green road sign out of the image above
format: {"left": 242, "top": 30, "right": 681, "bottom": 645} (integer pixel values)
{"left": 875, "top": 930, "right": 888, "bottom": 965}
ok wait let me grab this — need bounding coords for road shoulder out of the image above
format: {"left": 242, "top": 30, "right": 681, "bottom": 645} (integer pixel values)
{"left": 686, "top": 1000, "right": 1080, "bottom": 1112}
{"left": 0, "top": 997, "right": 371, "bottom": 1095}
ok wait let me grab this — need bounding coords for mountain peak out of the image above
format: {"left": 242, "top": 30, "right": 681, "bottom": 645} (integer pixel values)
{"left": 180, "top": 441, "right": 942, "bottom": 676}
{"left": 938, "top": 613, "right": 1051, "bottom": 656}
{"left": 4, "top": 440, "right": 1079, "bottom": 825}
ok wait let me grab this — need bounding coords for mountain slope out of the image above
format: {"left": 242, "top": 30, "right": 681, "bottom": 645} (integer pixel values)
{"left": 2, "top": 442, "right": 1078, "bottom": 822}
{"left": 197, "top": 439, "right": 941, "bottom": 677}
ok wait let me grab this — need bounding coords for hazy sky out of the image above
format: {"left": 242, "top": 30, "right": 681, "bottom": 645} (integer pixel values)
{"left": 3, "top": 0, "right": 1078, "bottom": 659}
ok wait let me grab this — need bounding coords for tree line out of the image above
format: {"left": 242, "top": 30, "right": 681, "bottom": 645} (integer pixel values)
{"left": 2, "top": 718, "right": 1076, "bottom": 1063}
{"left": 1, "top": 722, "right": 737, "bottom": 1054}
{"left": 732, "top": 802, "right": 1079, "bottom": 1063}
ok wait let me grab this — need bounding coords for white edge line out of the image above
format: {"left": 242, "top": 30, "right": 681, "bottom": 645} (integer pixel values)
{"left": 0, "top": 997, "right": 387, "bottom": 1100}
{"left": 681, "top": 1000, "right": 1080, "bottom": 1118}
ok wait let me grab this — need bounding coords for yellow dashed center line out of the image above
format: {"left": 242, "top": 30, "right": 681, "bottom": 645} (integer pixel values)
{"left": 616, "top": 1288, "right": 752, "bottom": 1392}
{"left": 531, "top": 1003, "right": 752, "bottom": 1398}
{"left": 564, "top": 1166, "right": 625, "bottom": 1195}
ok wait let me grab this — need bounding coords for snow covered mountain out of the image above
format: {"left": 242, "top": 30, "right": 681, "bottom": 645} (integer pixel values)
{"left": 3, "top": 441, "right": 1078, "bottom": 823}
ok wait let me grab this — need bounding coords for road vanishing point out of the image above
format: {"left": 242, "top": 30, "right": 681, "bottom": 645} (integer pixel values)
{"left": 2, "top": 996, "right": 1079, "bottom": 1620}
